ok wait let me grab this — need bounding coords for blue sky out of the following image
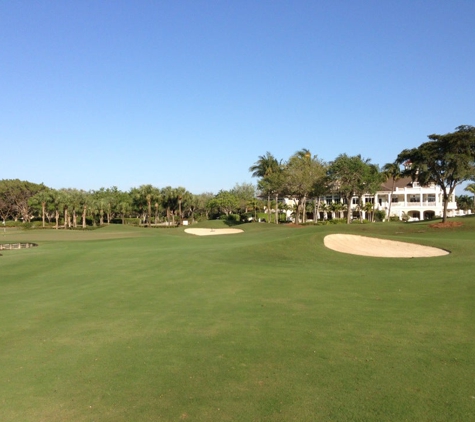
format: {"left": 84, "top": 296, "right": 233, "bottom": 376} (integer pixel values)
{"left": 1, "top": 1, "right": 474, "bottom": 194}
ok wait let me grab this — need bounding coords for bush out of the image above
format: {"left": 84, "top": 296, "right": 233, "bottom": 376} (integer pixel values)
{"left": 123, "top": 218, "right": 141, "bottom": 226}
{"left": 240, "top": 212, "right": 254, "bottom": 222}
{"left": 374, "top": 210, "right": 386, "bottom": 222}
{"left": 329, "top": 218, "right": 346, "bottom": 225}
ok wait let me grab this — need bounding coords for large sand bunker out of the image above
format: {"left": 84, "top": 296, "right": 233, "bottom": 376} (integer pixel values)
{"left": 184, "top": 228, "right": 243, "bottom": 236}
{"left": 324, "top": 234, "right": 449, "bottom": 258}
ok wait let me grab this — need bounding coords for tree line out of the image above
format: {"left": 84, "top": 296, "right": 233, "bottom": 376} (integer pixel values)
{"left": 0, "top": 182, "right": 261, "bottom": 228}
{"left": 249, "top": 149, "right": 384, "bottom": 225}
{"left": 249, "top": 125, "right": 475, "bottom": 224}
{"left": 1, "top": 125, "right": 474, "bottom": 227}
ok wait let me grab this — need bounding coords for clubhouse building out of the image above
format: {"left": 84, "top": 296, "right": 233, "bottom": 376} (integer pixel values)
{"left": 280, "top": 177, "right": 466, "bottom": 222}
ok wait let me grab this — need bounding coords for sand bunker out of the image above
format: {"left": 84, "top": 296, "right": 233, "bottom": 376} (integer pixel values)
{"left": 184, "top": 228, "right": 243, "bottom": 236}
{"left": 324, "top": 234, "right": 449, "bottom": 258}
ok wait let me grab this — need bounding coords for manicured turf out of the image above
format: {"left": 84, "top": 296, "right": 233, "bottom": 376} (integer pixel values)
{"left": 1, "top": 219, "right": 474, "bottom": 421}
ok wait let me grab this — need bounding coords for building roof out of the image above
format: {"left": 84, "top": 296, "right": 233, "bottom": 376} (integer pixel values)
{"left": 379, "top": 176, "right": 414, "bottom": 192}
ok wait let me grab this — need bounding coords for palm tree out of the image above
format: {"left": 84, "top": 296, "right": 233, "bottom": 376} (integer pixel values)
{"left": 29, "top": 189, "right": 52, "bottom": 228}
{"left": 456, "top": 195, "right": 473, "bottom": 213}
{"left": 363, "top": 201, "right": 375, "bottom": 222}
{"left": 137, "top": 184, "right": 158, "bottom": 227}
{"left": 161, "top": 186, "right": 176, "bottom": 226}
{"left": 382, "top": 161, "right": 402, "bottom": 221}
{"left": 330, "top": 201, "right": 345, "bottom": 220}
{"left": 174, "top": 187, "right": 189, "bottom": 226}
{"left": 80, "top": 192, "right": 89, "bottom": 228}
{"left": 119, "top": 200, "right": 132, "bottom": 225}
{"left": 49, "top": 190, "right": 65, "bottom": 230}
{"left": 465, "top": 183, "right": 475, "bottom": 211}
{"left": 66, "top": 189, "right": 86, "bottom": 228}
{"left": 320, "top": 202, "right": 329, "bottom": 221}
{"left": 250, "top": 152, "right": 280, "bottom": 223}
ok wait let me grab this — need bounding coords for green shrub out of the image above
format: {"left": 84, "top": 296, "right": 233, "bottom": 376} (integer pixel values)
{"left": 374, "top": 210, "right": 386, "bottom": 222}
{"left": 329, "top": 218, "right": 346, "bottom": 225}
{"left": 123, "top": 218, "right": 141, "bottom": 226}
{"left": 240, "top": 212, "right": 254, "bottom": 222}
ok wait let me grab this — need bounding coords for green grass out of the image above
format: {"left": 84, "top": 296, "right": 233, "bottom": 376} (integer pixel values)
{"left": 1, "top": 218, "right": 474, "bottom": 421}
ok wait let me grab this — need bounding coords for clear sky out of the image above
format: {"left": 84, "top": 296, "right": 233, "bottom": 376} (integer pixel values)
{"left": 1, "top": 1, "right": 474, "bottom": 194}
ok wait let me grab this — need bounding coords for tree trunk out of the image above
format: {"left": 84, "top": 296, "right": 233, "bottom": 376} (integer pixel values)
{"left": 267, "top": 194, "right": 271, "bottom": 223}
{"left": 359, "top": 198, "right": 364, "bottom": 223}
{"left": 274, "top": 193, "right": 279, "bottom": 224}
{"left": 294, "top": 201, "right": 299, "bottom": 225}
{"left": 82, "top": 206, "right": 87, "bottom": 228}
{"left": 178, "top": 199, "right": 182, "bottom": 226}
{"left": 442, "top": 193, "right": 449, "bottom": 223}
{"left": 387, "top": 178, "right": 396, "bottom": 221}
{"left": 41, "top": 202, "right": 46, "bottom": 228}
{"left": 346, "top": 195, "right": 352, "bottom": 224}
{"left": 55, "top": 210, "right": 59, "bottom": 229}
{"left": 147, "top": 201, "right": 152, "bottom": 227}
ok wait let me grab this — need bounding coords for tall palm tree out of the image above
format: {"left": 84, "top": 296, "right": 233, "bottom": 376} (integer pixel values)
{"left": 67, "top": 189, "right": 85, "bottom": 228}
{"left": 161, "top": 186, "right": 176, "bottom": 226}
{"left": 49, "top": 190, "right": 65, "bottom": 230}
{"left": 174, "top": 187, "right": 189, "bottom": 226}
{"left": 382, "top": 161, "right": 402, "bottom": 221}
{"left": 137, "top": 184, "right": 158, "bottom": 227}
{"left": 81, "top": 191, "right": 91, "bottom": 228}
{"left": 250, "top": 152, "right": 280, "bottom": 223}
{"left": 29, "top": 189, "right": 52, "bottom": 228}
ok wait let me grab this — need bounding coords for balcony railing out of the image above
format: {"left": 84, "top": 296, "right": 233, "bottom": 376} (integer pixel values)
{"left": 383, "top": 201, "right": 455, "bottom": 207}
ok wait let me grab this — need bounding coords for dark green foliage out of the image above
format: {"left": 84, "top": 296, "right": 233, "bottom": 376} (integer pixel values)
{"left": 374, "top": 209, "right": 386, "bottom": 222}
{"left": 397, "top": 125, "right": 475, "bottom": 222}
{"left": 328, "top": 154, "right": 382, "bottom": 224}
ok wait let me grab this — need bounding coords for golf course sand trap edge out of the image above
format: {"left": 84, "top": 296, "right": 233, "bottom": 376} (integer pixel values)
{"left": 184, "top": 228, "right": 244, "bottom": 236}
{"left": 324, "top": 234, "right": 449, "bottom": 258}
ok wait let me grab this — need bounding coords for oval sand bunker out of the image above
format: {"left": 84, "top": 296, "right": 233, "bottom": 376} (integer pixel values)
{"left": 185, "top": 228, "right": 243, "bottom": 236}
{"left": 324, "top": 234, "right": 449, "bottom": 258}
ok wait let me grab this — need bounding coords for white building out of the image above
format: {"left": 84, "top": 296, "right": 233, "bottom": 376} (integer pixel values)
{"left": 279, "top": 177, "right": 465, "bottom": 222}
{"left": 372, "top": 177, "right": 458, "bottom": 221}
